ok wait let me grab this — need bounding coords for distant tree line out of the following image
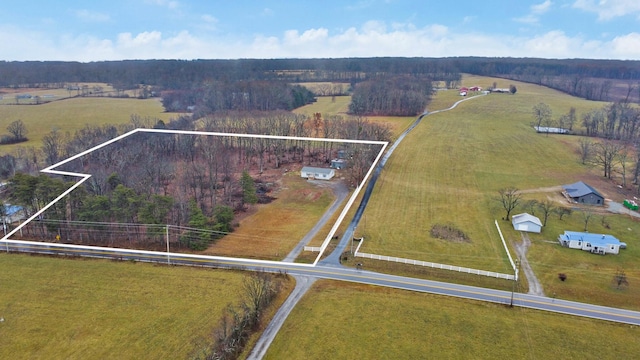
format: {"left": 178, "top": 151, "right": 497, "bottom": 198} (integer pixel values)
{"left": 349, "top": 75, "right": 432, "bottom": 116}
{"left": 162, "top": 81, "right": 315, "bottom": 113}
{"left": 0, "top": 58, "right": 462, "bottom": 89}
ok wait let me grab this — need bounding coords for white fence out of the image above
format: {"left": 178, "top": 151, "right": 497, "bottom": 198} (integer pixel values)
{"left": 354, "top": 252, "right": 515, "bottom": 280}
{"left": 304, "top": 246, "right": 322, "bottom": 252}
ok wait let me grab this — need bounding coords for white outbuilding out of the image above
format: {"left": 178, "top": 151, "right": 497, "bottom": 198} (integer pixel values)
{"left": 511, "top": 213, "right": 542, "bottom": 233}
{"left": 301, "top": 166, "right": 335, "bottom": 180}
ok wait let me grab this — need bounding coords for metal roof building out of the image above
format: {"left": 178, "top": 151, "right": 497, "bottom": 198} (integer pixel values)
{"left": 562, "top": 181, "right": 604, "bottom": 205}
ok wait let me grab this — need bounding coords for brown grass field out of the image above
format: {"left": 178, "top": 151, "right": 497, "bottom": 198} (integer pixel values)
{"left": 202, "top": 172, "right": 334, "bottom": 260}
{"left": 265, "top": 280, "right": 640, "bottom": 360}
{"left": 0, "top": 253, "right": 294, "bottom": 359}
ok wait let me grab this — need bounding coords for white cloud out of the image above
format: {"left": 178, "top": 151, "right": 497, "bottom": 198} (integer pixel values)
{"left": 573, "top": 0, "right": 640, "bottom": 21}
{"left": 1, "top": 21, "right": 639, "bottom": 61}
{"left": 74, "top": 9, "right": 110, "bottom": 22}
{"left": 201, "top": 14, "right": 217, "bottom": 24}
{"left": 532, "top": 0, "right": 553, "bottom": 14}
{"left": 514, "top": 14, "right": 540, "bottom": 24}
{"left": 611, "top": 32, "right": 640, "bottom": 59}
{"left": 145, "top": 0, "right": 180, "bottom": 10}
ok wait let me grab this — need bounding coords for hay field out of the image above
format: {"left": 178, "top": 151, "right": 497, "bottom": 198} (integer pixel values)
{"left": 352, "top": 75, "right": 640, "bottom": 308}
{"left": 265, "top": 280, "right": 640, "bottom": 360}
{"left": 0, "top": 96, "right": 177, "bottom": 155}
{"left": 357, "top": 77, "right": 615, "bottom": 271}
{"left": 0, "top": 253, "right": 292, "bottom": 359}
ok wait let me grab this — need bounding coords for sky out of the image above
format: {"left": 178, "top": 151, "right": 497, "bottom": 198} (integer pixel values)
{"left": 1, "top": 0, "right": 640, "bottom": 62}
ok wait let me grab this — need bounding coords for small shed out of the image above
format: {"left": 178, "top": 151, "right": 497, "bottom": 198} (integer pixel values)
{"left": 558, "top": 231, "right": 625, "bottom": 255}
{"left": 301, "top": 166, "right": 335, "bottom": 180}
{"left": 562, "top": 181, "right": 604, "bottom": 206}
{"left": 512, "top": 213, "right": 542, "bottom": 233}
{"left": 331, "top": 159, "right": 346, "bottom": 169}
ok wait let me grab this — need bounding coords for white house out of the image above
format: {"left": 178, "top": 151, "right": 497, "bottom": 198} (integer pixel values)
{"left": 511, "top": 213, "right": 542, "bottom": 233}
{"left": 557, "top": 231, "right": 626, "bottom": 255}
{"left": 301, "top": 166, "right": 335, "bottom": 180}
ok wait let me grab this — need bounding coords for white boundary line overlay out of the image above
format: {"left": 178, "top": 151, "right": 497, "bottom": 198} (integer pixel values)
{"left": 1, "top": 128, "right": 388, "bottom": 269}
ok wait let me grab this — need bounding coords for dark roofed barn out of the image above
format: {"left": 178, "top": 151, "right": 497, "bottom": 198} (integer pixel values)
{"left": 562, "top": 181, "right": 604, "bottom": 206}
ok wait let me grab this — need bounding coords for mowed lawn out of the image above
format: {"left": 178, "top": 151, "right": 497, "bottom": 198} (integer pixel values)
{"left": 0, "top": 96, "right": 177, "bottom": 155}
{"left": 358, "top": 77, "right": 613, "bottom": 274}
{"left": 265, "top": 280, "right": 640, "bottom": 360}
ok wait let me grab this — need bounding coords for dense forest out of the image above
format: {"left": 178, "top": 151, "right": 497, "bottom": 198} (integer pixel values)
{"left": 1, "top": 112, "right": 388, "bottom": 250}
{"left": 2, "top": 57, "right": 640, "bottom": 102}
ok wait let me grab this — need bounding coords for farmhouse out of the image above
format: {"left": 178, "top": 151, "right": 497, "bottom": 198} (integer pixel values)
{"left": 301, "top": 166, "right": 335, "bottom": 180}
{"left": 558, "top": 231, "right": 626, "bottom": 255}
{"left": 511, "top": 213, "right": 542, "bottom": 233}
{"left": 562, "top": 181, "right": 604, "bottom": 205}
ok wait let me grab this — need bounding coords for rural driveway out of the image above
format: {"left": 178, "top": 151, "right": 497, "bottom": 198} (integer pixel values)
{"left": 247, "top": 275, "right": 316, "bottom": 360}
{"left": 282, "top": 180, "right": 349, "bottom": 262}
{"left": 515, "top": 232, "right": 544, "bottom": 296}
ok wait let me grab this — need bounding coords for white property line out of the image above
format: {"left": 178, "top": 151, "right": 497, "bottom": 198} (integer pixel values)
{"left": 2, "top": 239, "right": 316, "bottom": 268}
{"left": 1, "top": 128, "right": 388, "bottom": 268}
{"left": 311, "top": 140, "right": 388, "bottom": 266}
{"left": 351, "top": 236, "right": 515, "bottom": 281}
{"left": 494, "top": 220, "right": 518, "bottom": 281}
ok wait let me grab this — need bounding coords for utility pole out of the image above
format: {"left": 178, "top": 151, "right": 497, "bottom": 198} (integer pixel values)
{"left": 510, "top": 259, "right": 519, "bottom": 307}
{"left": 165, "top": 225, "right": 171, "bottom": 265}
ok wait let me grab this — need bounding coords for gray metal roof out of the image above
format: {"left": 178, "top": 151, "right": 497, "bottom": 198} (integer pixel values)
{"left": 512, "top": 213, "right": 542, "bottom": 227}
{"left": 562, "top": 181, "right": 603, "bottom": 198}
{"left": 301, "top": 166, "right": 334, "bottom": 175}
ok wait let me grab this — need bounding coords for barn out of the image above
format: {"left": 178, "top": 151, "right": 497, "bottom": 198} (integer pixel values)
{"left": 301, "top": 166, "right": 335, "bottom": 180}
{"left": 511, "top": 213, "right": 542, "bottom": 233}
{"left": 558, "top": 231, "right": 626, "bottom": 255}
{"left": 562, "top": 181, "right": 604, "bottom": 205}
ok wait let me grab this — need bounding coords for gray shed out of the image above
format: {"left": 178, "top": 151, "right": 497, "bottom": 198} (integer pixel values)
{"left": 562, "top": 181, "right": 604, "bottom": 205}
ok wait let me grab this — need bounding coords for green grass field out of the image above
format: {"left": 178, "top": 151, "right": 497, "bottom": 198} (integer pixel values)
{"left": 0, "top": 96, "right": 177, "bottom": 155}
{"left": 265, "top": 280, "right": 640, "bottom": 360}
{"left": 355, "top": 75, "right": 640, "bottom": 308}
{"left": 0, "top": 253, "right": 292, "bottom": 359}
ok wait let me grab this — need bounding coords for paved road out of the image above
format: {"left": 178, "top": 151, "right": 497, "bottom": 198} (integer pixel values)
{"left": 4, "top": 240, "right": 640, "bottom": 326}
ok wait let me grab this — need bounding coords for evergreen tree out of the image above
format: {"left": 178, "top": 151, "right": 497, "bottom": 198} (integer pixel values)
{"left": 240, "top": 171, "right": 258, "bottom": 207}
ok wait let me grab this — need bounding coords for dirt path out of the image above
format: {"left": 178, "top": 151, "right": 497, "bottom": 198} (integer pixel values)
{"left": 514, "top": 232, "right": 545, "bottom": 296}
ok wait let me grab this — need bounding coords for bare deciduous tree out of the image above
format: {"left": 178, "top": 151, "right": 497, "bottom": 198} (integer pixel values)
{"left": 497, "top": 187, "right": 522, "bottom": 221}
{"left": 533, "top": 102, "right": 552, "bottom": 128}
{"left": 536, "top": 199, "right": 556, "bottom": 226}
{"left": 592, "top": 140, "right": 624, "bottom": 179}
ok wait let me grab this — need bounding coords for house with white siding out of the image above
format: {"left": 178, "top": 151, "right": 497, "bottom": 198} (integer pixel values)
{"left": 301, "top": 166, "right": 335, "bottom": 180}
{"left": 558, "top": 231, "right": 626, "bottom": 255}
